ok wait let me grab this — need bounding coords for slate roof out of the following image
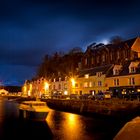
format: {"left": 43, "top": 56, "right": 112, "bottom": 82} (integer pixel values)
{"left": 106, "top": 59, "right": 140, "bottom": 77}
{"left": 78, "top": 64, "right": 113, "bottom": 77}
{"left": 85, "top": 37, "right": 137, "bottom": 53}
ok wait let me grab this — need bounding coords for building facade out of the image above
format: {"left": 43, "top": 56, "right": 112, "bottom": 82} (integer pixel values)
{"left": 81, "top": 37, "right": 140, "bottom": 69}
{"left": 72, "top": 65, "right": 113, "bottom": 95}
{"left": 22, "top": 37, "right": 140, "bottom": 97}
{"left": 106, "top": 60, "right": 140, "bottom": 97}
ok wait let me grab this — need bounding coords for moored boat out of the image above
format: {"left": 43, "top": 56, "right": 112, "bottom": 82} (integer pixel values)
{"left": 18, "top": 101, "right": 49, "bottom": 121}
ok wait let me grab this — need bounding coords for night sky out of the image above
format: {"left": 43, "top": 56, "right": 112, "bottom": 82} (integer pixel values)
{"left": 0, "top": 0, "right": 140, "bottom": 86}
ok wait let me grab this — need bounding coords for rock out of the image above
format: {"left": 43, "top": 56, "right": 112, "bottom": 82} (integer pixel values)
{"left": 114, "top": 116, "right": 140, "bottom": 140}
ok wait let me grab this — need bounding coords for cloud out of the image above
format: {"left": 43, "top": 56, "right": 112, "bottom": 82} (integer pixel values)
{"left": 0, "top": 0, "right": 140, "bottom": 85}
{"left": 0, "top": 64, "right": 36, "bottom": 86}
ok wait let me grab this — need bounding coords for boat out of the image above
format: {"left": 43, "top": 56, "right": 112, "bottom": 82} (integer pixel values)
{"left": 18, "top": 100, "right": 49, "bottom": 121}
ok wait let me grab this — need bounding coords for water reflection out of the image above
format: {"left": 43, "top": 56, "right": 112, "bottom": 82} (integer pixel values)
{"left": 62, "top": 113, "right": 86, "bottom": 140}
{"left": 0, "top": 98, "right": 124, "bottom": 140}
{"left": 46, "top": 110, "right": 93, "bottom": 140}
{"left": 0, "top": 98, "right": 53, "bottom": 140}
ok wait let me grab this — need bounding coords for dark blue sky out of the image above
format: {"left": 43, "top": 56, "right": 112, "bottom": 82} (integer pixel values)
{"left": 0, "top": 0, "right": 140, "bottom": 86}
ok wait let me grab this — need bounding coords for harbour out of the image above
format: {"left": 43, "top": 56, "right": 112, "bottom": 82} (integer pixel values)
{"left": 0, "top": 96, "right": 127, "bottom": 140}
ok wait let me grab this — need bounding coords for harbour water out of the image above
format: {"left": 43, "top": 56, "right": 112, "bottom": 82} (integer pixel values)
{"left": 0, "top": 97, "right": 127, "bottom": 140}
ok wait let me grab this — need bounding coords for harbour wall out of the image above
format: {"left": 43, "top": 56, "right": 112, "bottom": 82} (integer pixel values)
{"left": 44, "top": 99, "right": 140, "bottom": 119}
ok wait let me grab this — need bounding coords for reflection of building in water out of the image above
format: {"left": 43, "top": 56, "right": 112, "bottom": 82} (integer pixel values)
{"left": 62, "top": 113, "right": 84, "bottom": 140}
{"left": 0, "top": 98, "right": 5, "bottom": 125}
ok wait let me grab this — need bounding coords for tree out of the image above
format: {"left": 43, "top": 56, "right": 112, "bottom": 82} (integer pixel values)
{"left": 68, "top": 47, "right": 83, "bottom": 54}
{"left": 110, "top": 35, "right": 124, "bottom": 44}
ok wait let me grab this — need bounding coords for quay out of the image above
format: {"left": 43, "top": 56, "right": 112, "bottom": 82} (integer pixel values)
{"left": 44, "top": 98, "right": 140, "bottom": 119}
{"left": 2, "top": 95, "right": 140, "bottom": 119}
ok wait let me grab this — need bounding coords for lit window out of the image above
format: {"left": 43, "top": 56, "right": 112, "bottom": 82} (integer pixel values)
{"left": 64, "top": 83, "right": 67, "bottom": 89}
{"left": 114, "top": 79, "right": 119, "bottom": 86}
{"left": 85, "top": 74, "right": 89, "bottom": 78}
{"left": 129, "top": 77, "right": 135, "bottom": 85}
{"left": 89, "top": 82, "right": 92, "bottom": 87}
{"left": 113, "top": 69, "right": 119, "bottom": 75}
{"left": 130, "top": 67, "right": 136, "bottom": 73}
{"left": 84, "top": 82, "right": 88, "bottom": 87}
{"left": 113, "top": 65, "right": 122, "bottom": 75}
{"left": 97, "top": 72, "right": 102, "bottom": 77}
{"left": 58, "top": 84, "right": 61, "bottom": 89}
{"left": 98, "top": 81, "right": 102, "bottom": 86}
{"left": 75, "top": 83, "right": 78, "bottom": 87}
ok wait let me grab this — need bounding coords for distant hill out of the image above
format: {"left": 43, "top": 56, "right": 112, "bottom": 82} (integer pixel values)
{"left": 1, "top": 86, "right": 22, "bottom": 93}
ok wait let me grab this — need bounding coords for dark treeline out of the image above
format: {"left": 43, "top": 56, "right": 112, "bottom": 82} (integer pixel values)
{"left": 36, "top": 47, "right": 83, "bottom": 79}
{"left": 35, "top": 36, "right": 124, "bottom": 80}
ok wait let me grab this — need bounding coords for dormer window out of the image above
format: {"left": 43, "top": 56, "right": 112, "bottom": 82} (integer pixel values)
{"left": 96, "top": 72, "right": 102, "bottom": 77}
{"left": 113, "top": 65, "right": 122, "bottom": 75}
{"left": 130, "top": 67, "right": 136, "bottom": 73}
{"left": 129, "top": 62, "right": 139, "bottom": 73}
{"left": 113, "top": 69, "right": 120, "bottom": 75}
{"left": 85, "top": 74, "right": 89, "bottom": 79}
{"left": 59, "top": 77, "right": 61, "bottom": 81}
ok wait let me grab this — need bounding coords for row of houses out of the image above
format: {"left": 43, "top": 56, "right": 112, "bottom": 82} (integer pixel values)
{"left": 22, "top": 37, "right": 140, "bottom": 98}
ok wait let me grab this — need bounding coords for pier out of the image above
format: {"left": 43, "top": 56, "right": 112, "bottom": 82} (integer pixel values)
{"left": 2, "top": 95, "right": 140, "bottom": 119}
{"left": 42, "top": 98, "right": 140, "bottom": 119}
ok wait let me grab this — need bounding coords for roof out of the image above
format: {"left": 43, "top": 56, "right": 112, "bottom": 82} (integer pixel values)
{"left": 85, "top": 37, "right": 138, "bottom": 54}
{"left": 106, "top": 59, "right": 140, "bottom": 77}
{"left": 78, "top": 64, "right": 113, "bottom": 77}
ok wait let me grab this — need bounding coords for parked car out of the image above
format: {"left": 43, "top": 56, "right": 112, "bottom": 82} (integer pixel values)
{"left": 70, "top": 94, "right": 79, "bottom": 99}
{"left": 51, "top": 92, "right": 62, "bottom": 99}
{"left": 94, "top": 91, "right": 111, "bottom": 100}
{"left": 103, "top": 91, "right": 112, "bottom": 99}
{"left": 41, "top": 94, "right": 49, "bottom": 99}
{"left": 87, "top": 95, "right": 95, "bottom": 100}
{"left": 123, "top": 92, "right": 140, "bottom": 100}
{"left": 79, "top": 94, "right": 91, "bottom": 99}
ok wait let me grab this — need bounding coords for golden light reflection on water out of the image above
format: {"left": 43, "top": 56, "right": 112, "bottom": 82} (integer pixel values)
{"left": 46, "top": 110, "right": 56, "bottom": 128}
{"left": 46, "top": 110, "right": 86, "bottom": 140}
{"left": 0, "top": 98, "right": 4, "bottom": 123}
{"left": 62, "top": 113, "right": 84, "bottom": 140}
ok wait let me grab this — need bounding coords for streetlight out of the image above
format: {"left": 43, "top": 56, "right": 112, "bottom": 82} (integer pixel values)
{"left": 71, "top": 78, "right": 75, "bottom": 87}
{"left": 71, "top": 78, "right": 75, "bottom": 94}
